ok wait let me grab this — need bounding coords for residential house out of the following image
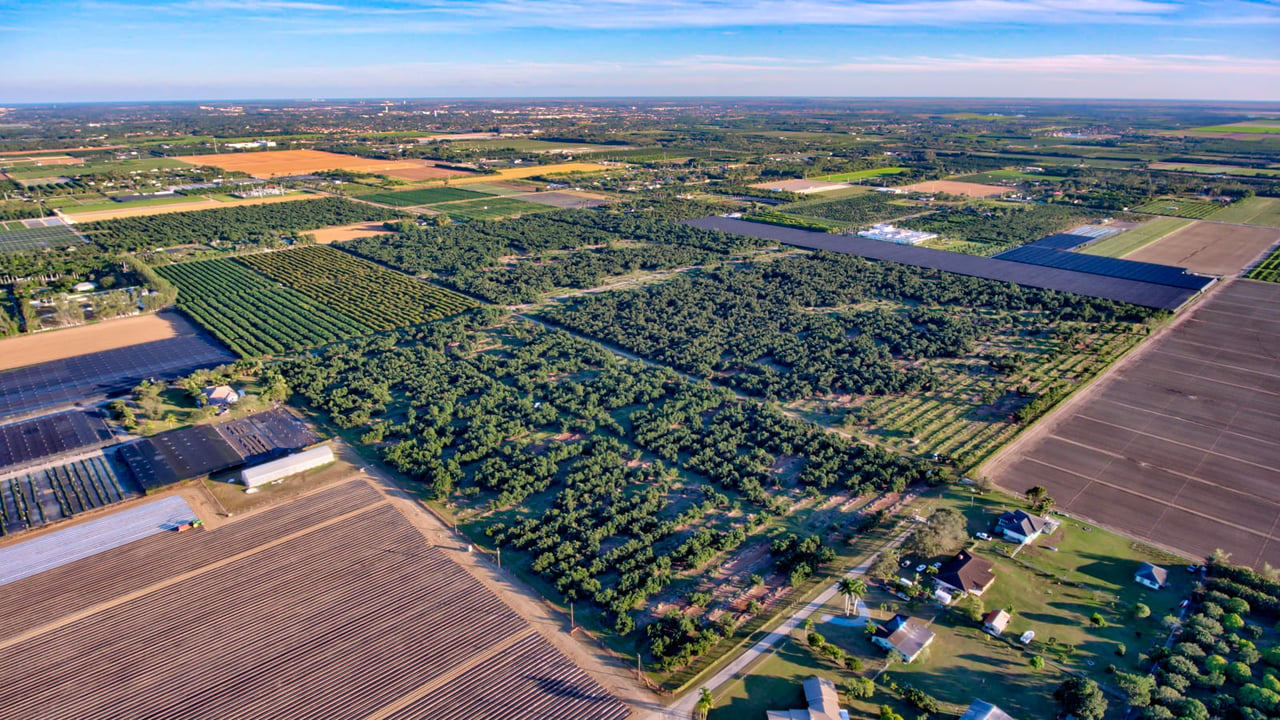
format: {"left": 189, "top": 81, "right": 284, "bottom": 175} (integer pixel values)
{"left": 934, "top": 550, "right": 996, "bottom": 597}
{"left": 982, "top": 609, "right": 1011, "bottom": 636}
{"left": 203, "top": 385, "right": 239, "bottom": 407}
{"left": 871, "top": 614, "right": 935, "bottom": 663}
{"left": 959, "top": 699, "right": 1017, "bottom": 720}
{"left": 996, "top": 509, "right": 1049, "bottom": 544}
{"left": 765, "top": 676, "right": 849, "bottom": 720}
{"left": 1135, "top": 562, "right": 1168, "bottom": 590}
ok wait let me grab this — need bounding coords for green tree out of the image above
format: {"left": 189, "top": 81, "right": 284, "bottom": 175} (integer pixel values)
{"left": 1026, "top": 485, "right": 1048, "bottom": 505}
{"left": 842, "top": 676, "right": 874, "bottom": 699}
{"left": 1114, "top": 671, "right": 1155, "bottom": 707}
{"left": 693, "top": 688, "right": 714, "bottom": 720}
{"left": 1055, "top": 677, "right": 1108, "bottom": 720}
{"left": 1030, "top": 655, "right": 1045, "bottom": 671}
{"left": 906, "top": 508, "right": 969, "bottom": 557}
{"left": 1134, "top": 602, "right": 1151, "bottom": 619}
{"left": 837, "top": 577, "right": 867, "bottom": 617}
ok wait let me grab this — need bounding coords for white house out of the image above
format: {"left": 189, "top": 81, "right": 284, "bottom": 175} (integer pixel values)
{"left": 1135, "top": 562, "right": 1168, "bottom": 590}
{"left": 996, "top": 510, "right": 1049, "bottom": 544}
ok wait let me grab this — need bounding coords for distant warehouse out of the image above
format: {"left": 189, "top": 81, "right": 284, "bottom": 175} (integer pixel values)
{"left": 240, "top": 444, "right": 334, "bottom": 491}
{"left": 857, "top": 223, "right": 937, "bottom": 246}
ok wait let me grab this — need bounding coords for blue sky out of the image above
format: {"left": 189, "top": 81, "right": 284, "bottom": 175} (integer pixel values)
{"left": 1, "top": 0, "right": 1277, "bottom": 102}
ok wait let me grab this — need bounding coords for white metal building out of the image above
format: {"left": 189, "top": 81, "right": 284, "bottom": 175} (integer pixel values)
{"left": 240, "top": 445, "right": 334, "bottom": 490}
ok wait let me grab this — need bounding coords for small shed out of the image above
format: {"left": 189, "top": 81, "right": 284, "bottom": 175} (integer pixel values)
{"left": 1135, "top": 562, "right": 1168, "bottom": 590}
{"left": 72, "top": 281, "right": 98, "bottom": 293}
{"left": 240, "top": 445, "right": 334, "bottom": 490}
{"left": 983, "top": 609, "right": 1011, "bottom": 636}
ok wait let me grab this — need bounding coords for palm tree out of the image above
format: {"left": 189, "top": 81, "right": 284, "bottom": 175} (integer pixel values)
{"left": 837, "top": 577, "right": 867, "bottom": 617}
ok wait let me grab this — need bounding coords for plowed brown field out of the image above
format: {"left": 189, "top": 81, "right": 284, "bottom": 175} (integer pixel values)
{"left": 180, "top": 150, "right": 469, "bottom": 180}
{"left": 901, "top": 180, "right": 1008, "bottom": 197}
{"left": 0, "top": 479, "right": 631, "bottom": 720}
{"left": 1124, "top": 221, "right": 1280, "bottom": 275}
{"left": 0, "top": 311, "right": 196, "bottom": 372}
{"left": 309, "top": 221, "right": 396, "bottom": 244}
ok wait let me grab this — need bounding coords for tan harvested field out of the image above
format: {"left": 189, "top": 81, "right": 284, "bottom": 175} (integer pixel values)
{"left": 378, "top": 163, "right": 471, "bottom": 181}
{"left": 62, "top": 192, "right": 312, "bottom": 222}
{"left": 985, "top": 281, "right": 1280, "bottom": 568}
{"left": 0, "top": 479, "right": 631, "bottom": 720}
{"left": 749, "top": 178, "right": 853, "bottom": 194}
{"left": 309, "top": 221, "right": 397, "bottom": 244}
{"left": 1125, "top": 221, "right": 1280, "bottom": 276}
{"left": 177, "top": 149, "right": 466, "bottom": 180}
{"left": 902, "top": 179, "right": 1008, "bottom": 197}
{"left": 0, "top": 145, "right": 123, "bottom": 157}
{"left": 0, "top": 155, "right": 82, "bottom": 167}
{"left": 0, "top": 311, "right": 197, "bottom": 372}
{"left": 452, "top": 161, "right": 610, "bottom": 184}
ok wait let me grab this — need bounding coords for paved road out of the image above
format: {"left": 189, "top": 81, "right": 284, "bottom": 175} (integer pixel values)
{"left": 661, "top": 524, "right": 913, "bottom": 719}
{"left": 0, "top": 494, "right": 194, "bottom": 586}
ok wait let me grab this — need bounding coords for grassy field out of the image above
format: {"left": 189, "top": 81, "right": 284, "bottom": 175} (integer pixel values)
{"left": 2, "top": 157, "right": 191, "bottom": 179}
{"left": 1187, "top": 122, "right": 1280, "bottom": 134}
{"left": 1210, "top": 196, "right": 1280, "bottom": 227}
{"left": 952, "top": 169, "right": 1066, "bottom": 184}
{"left": 62, "top": 194, "right": 210, "bottom": 213}
{"left": 1246, "top": 246, "right": 1280, "bottom": 283}
{"left": 813, "top": 167, "right": 907, "bottom": 182}
{"left": 1149, "top": 162, "right": 1280, "bottom": 178}
{"left": 1081, "top": 217, "right": 1193, "bottom": 258}
{"left": 1130, "top": 197, "right": 1225, "bottom": 219}
{"left": 429, "top": 196, "right": 554, "bottom": 219}
{"left": 356, "top": 186, "right": 490, "bottom": 207}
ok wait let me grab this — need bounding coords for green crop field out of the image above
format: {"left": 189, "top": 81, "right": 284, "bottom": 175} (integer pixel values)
{"left": 1130, "top": 197, "right": 1225, "bottom": 219}
{"left": 429, "top": 196, "right": 554, "bottom": 220}
{"left": 156, "top": 257, "right": 373, "bottom": 357}
{"left": 1247, "top": 246, "right": 1280, "bottom": 283}
{"left": 2, "top": 157, "right": 190, "bottom": 180}
{"left": 1210, "top": 196, "right": 1280, "bottom": 227}
{"left": 356, "top": 187, "right": 490, "bottom": 207}
{"left": 1150, "top": 162, "right": 1280, "bottom": 177}
{"left": 812, "top": 167, "right": 907, "bottom": 182}
{"left": 238, "top": 245, "right": 477, "bottom": 330}
{"left": 1188, "top": 122, "right": 1280, "bottom": 134}
{"left": 0, "top": 224, "right": 84, "bottom": 253}
{"left": 1081, "top": 217, "right": 1193, "bottom": 258}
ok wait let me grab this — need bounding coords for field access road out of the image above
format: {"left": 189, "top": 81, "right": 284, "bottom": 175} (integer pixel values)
{"left": 661, "top": 522, "right": 915, "bottom": 720}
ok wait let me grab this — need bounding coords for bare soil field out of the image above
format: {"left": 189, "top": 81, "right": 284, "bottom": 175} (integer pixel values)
{"left": 902, "top": 180, "right": 1009, "bottom": 197}
{"left": 1125, "top": 221, "right": 1279, "bottom": 275}
{"left": 0, "top": 478, "right": 630, "bottom": 720}
{"left": 749, "top": 178, "right": 854, "bottom": 194}
{"left": 519, "top": 190, "right": 610, "bottom": 208}
{"left": 452, "top": 162, "right": 609, "bottom": 184}
{"left": 378, "top": 162, "right": 471, "bottom": 181}
{"left": 177, "top": 150, "right": 458, "bottom": 179}
{"left": 985, "top": 280, "right": 1280, "bottom": 568}
{"left": 309, "top": 221, "right": 396, "bottom": 244}
{"left": 0, "top": 311, "right": 196, "bottom": 372}
{"left": 62, "top": 192, "right": 312, "bottom": 222}
{"left": 0, "top": 155, "right": 82, "bottom": 167}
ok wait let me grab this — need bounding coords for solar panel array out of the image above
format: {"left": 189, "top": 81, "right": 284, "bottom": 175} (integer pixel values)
{"left": 0, "top": 335, "right": 235, "bottom": 420}
{"left": 686, "top": 217, "right": 1200, "bottom": 310}
{"left": 994, "top": 246, "right": 1216, "bottom": 290}
{"left": 0, "top": 411, "right": 113, "bottom": 472}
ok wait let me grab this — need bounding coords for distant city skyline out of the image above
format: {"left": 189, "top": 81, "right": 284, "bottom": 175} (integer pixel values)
{"left": 1, "top": 0, "right": 1278, "bottom": 103}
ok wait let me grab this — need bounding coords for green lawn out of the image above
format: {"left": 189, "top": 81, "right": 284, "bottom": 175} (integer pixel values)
{"left": 1081, "top": 217, "right": 1193, "bottom": 258}
{"left": 813, "top": 167, "right": 907, "bottom": 182}
{"left": 1210, "top": 196, "right": 1280, "bottom": 227}
{"left": 429, "top": 196, "right": 554, "bottom": 220}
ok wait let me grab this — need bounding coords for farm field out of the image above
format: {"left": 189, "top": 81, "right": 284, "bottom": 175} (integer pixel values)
{"left": 0, "top": 223, "right": 83, "bottom": 252}
{"left": 62, "top": 191, "right": 312, "bottom": 222}
{"left": 1130, "top": 197, "right": 1225, "bottom": 219}
{"left": 175, "top": 149, "right": 455, "bottom": 178}
{"left": 1209, "top": 195, "right": 1280, "bottom": 227}
{"left": 238, "top": 246, "right": 477, "bottom": 331}
{"left": 1185, "top": 121, "right": 1280, "bottom": 134}
{"left": 900, "top": 180, "right": 1007, "bottom": 197}
{"left": 1, "top": 157, "right": 191, "bottom": 180}
{"left": 357, "top": 186, "right": 490, "bottom": 206}
{"left": 1124, "top": 221, "right": 1279, "bottom": 275}
{"left": 0, "top": 479, "right": 630, "bottom": 720}
{"left": 1080, "top": 217, "right": 1193, "bottom": 258}
{"left": 517, "top": 190, "right": 610, "bottom": 208}
{"left": 1247, "top": 246, "right": 1280, "bottom": 282}
{"left": 308, "top": 221, "right": 396, "bottom": 243}
{"left": 451, "top": 161, "right": 609, "bottom": 183}
{"left": 951, "top": 169, "right": 1067, "bottom": 183}
{"left": 812, "top": 166, "right": 907, "bottom": 182}
{"left": 431, "top": 195, "right": 554, "bottom": 219}
{"left": 156, "top": 257, "right": 374, "bottom": 357}
{"left": 0, "top": 311, "right": 196, "bottom": 372}
{"left": 986, "top": 280, "right": 1280, "bottom": 568}
{"left": 0, "top": 455, "right": 136, "bottom": 536}
{"left": 1149, "top": 162, "right": 1280, "bottom": 177}
{"left": 0, "top": 333, "right": 236, "bottom": 420}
